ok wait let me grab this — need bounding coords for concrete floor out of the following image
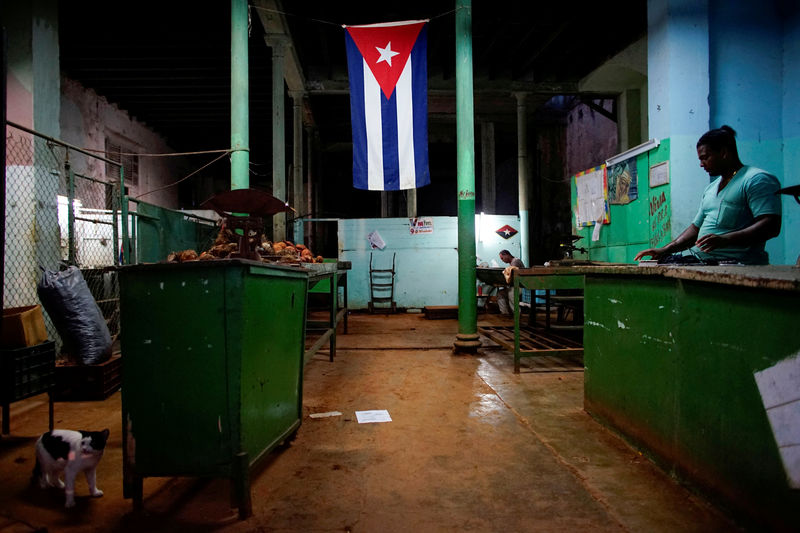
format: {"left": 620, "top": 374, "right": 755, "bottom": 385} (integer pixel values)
{"left": 0, "top": 312, "right": 738, "bottom": 532}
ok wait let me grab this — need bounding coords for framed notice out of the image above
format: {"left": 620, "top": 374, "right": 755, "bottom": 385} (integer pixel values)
{"left": 574, "top": 165, "right": 609, "bottom": 228}
{"left": 649, "top": 161, "right": 670, "bottom": 188}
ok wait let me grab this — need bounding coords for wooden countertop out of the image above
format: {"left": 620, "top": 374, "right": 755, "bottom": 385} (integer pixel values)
{"left": 513, "top": 264, "right": 800, "bottom": 293}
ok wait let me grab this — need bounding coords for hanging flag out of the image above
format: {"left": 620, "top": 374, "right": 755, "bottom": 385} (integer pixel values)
{"left": 344, "top": 20, "right": 430, "bottom": 191}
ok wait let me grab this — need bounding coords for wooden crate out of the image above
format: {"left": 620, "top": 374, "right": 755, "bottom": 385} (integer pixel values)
{"left": 54, "top": 354, "right": 122, "bottom": 401}
{"left": 1, "top": 305, "right": 48, "bottom": 348}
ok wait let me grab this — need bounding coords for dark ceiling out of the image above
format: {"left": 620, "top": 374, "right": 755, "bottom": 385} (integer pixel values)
{"left": 59, "top": 0, "right": 646, "bottom": 161}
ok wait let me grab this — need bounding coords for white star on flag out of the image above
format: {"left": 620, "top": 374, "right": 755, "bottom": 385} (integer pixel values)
{"left": 503, "top": 229, "right": 511, "bottom": 235}
{"left": 375, "top": 42, "right": 400, "bottom": 66}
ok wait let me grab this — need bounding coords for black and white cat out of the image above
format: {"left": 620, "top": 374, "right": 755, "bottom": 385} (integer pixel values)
{"left": 32, "top": 429, "right": 110, "bottom": 508}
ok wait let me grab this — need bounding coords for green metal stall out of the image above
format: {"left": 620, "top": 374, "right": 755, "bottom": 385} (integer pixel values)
{"left": 580, "top": 265, "right": 800, "bottom": 530}
{"left": 119, "top": 259, "right": 309, "bottom": 518}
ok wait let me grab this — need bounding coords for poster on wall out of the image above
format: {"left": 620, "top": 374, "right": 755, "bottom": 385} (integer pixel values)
{"left": 574, "top": 165, "right": 610, "bottom": 227}
{"left": 607, "top": 157, "right": 638, "bottom": 205}
{"left": 649, "top": 161, "right": 670, "bottom": 188}
{"left": 409, "top": 217, "right": 434, "bottom": 235}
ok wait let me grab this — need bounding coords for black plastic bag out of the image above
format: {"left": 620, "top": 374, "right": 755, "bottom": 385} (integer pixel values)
{"left": 37, "top": 266, "right": 112, "bottom": 365}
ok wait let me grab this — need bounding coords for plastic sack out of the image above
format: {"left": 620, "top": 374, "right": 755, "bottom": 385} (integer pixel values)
{"left": 37, "top": 266, "right": 112, "bottom": 365}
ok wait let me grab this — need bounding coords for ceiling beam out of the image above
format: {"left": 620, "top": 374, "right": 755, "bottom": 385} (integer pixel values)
{"left": 252, "top": 0, "right": 305, "bottom": 93}
{"left": 303, "top": 78, "right": 580, "bottom": 95}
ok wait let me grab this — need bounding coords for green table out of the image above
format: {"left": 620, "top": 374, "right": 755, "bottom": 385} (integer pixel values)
{"left": 304, "top": 261, "right": 350, "bottom": 364}
{"left": 511, "top": 267, "right": 585, "bottom": 373}
{"left": 119, "top": 259, "right": 309, "bottom": 518}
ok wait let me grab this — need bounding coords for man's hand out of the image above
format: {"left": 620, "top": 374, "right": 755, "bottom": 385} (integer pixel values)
{"left": 694, "top": 233, "right": 731, "bottom": 252}
{"left": 634, "top": 224, "right": 700, "bottom": 262}
{"left": 634, "top": 247, "right": 667, "bottom": 261}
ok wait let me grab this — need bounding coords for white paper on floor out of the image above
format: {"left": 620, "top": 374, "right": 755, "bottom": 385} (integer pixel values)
{"left": 355, "top": 410, "right": 392, "bottom": 424}
{"left": 309, "top": 411, "right": 342, "bottom": 419}
{"left": 754, "top": 350, "right": 800, "bottom": 488}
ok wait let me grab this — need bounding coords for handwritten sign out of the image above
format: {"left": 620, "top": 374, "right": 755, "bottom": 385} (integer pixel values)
{"left": 649, "top": 190, "right": 671, "bottom": 247}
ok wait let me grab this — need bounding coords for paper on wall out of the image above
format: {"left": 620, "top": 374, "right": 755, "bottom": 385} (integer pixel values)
{"left": 367, "top": 230, "right": 386, "bottom": 249}
{"left": 592, "top": 219, "right": 603, "bottom": 241}
{"left": 575, "top": 167, "right": 607, "bottom": 227}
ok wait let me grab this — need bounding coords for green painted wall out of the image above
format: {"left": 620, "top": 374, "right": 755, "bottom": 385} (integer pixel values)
{"left": 135, "top": 202, "right": 218, "bottom": 263}
{"left": 584, "top": 274, "right": 800, "bottom": 529}
{"left": 571, "top": 139, "right": 671, "bottom": 262}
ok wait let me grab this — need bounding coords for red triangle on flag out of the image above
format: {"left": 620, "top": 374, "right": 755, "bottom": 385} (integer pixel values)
{"left": 345, "top": 21, "right": 425, "bottom": 99}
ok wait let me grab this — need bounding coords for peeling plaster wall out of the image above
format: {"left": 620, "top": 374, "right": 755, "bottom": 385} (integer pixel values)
{"left": 565, "top": 101, "right": 618, "bottom": 177}
{"left": 60, "top": 77, "right": 185, "bottom": 209}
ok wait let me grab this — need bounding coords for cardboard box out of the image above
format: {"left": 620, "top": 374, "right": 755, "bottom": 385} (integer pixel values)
{"left": 1, "top": 305, "right": 49, "bottom": 348}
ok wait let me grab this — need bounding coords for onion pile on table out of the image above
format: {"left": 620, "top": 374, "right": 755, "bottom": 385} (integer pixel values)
{"left": 167, "top": 225, "right": 324, "bottom": 264}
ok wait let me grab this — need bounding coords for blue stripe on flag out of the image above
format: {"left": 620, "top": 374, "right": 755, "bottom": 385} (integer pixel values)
{"left": 345, "top": 32, "right": 368, "bottom": 190}
{"left": 411, "top": 25, "right": 430, "bottom": 188}
{"left": 381, "top": 90, "right": 400, "bottom": 190}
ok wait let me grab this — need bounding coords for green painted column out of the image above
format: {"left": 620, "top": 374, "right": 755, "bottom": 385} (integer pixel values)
{"left": 230, "top": 0, "right": 249, "bottom": 190}
{"left": 270, "top": 38, "right": 287, "bottom": 241}
{"left": 453, "top": 0, "right": 480, "bottom": 354}
{"left": 291, "top": 91, "right": 304, "bottom": 244}
{"left": 515, "top": 92, "right": 530, "bottom": 267}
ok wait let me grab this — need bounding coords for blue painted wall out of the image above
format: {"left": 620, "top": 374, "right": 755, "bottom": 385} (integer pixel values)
{"left": 339, "top": 215, "right": 522, "bottom": 309}
{"left": 709, "top": 0, "right": 786, "bottom": 263}
{"left": 783, "top": 6, "right": 800, "bottom": 263}
{"left": 647, "top": 0, "right": 710, "bottom": 237}
{"left": 646, "top": 0, "right": 799, "bottom": 264}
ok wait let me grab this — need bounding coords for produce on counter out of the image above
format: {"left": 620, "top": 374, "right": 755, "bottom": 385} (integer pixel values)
{"left": 166, "top": 223, "right": 325, "bottom": 264}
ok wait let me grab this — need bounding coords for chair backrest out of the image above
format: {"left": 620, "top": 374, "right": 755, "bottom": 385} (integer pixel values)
{"left": 369, "top": 252, "right": 396, "bottom": 273}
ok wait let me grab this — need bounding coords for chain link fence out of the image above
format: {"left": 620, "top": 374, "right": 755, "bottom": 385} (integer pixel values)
{"left": 4, "top": 122, "right": 124, "bottom": 356}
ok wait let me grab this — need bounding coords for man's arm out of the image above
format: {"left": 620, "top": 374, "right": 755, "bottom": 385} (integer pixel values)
{"left": 694, "top": 214, "right": 781, "bottom": 252}
{"left": 633, "top": 224, "right": 700, "bottom": 261}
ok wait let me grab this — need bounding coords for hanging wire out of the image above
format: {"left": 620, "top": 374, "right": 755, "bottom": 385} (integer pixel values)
{"left": 249, "top": 4, "right": 341, "bottom": 27}
{"left": 249, "top": 4, "right": 455, "bottom": 28}
{"left": 135, "top": 150, "right": 232, "bottom": 199}
{"left": 430, "top": 8, "right": 456, "bottom": 20}
{"left": 542, "top": 176, "right": 572, "bottom": 183}
{"left": 79, "top": 147, "right": 232, "bottom": 158}
{"left": 248, "top": 167, "right": 271, "bottom": 178}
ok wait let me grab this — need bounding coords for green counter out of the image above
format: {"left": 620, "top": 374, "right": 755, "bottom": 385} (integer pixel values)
{"left": 119, "top": 259, "right": 309, "bottom": 518}
{"left": 579, "top": 265, "right": 800, "bottom": 530}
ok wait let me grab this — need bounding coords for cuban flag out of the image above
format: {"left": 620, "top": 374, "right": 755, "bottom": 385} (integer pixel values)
{"left": 344, "top": 20, "right": 430, "bottom": 191}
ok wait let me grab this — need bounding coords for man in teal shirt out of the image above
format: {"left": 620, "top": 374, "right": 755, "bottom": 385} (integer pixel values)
{"left": 635, "top": 125, "right": 782, "bottom": 265}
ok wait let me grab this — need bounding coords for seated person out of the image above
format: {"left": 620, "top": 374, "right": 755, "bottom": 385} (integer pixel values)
{"left": 635, "top": 125, "right": 781, "bottom": 265}
{"left": 496, "top": 250, "right": 524, "bottom": 315}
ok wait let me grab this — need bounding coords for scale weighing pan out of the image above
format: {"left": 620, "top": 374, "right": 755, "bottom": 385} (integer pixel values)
{"left": 200, "top": 188, "right": 290, "bottom": 217}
